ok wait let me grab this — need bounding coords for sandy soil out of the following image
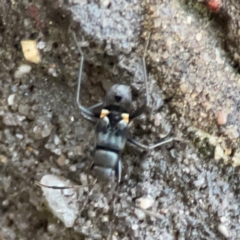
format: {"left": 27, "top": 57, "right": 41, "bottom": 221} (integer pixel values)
{"left": 1, "top": 0, "right": 240, "bottom": 239}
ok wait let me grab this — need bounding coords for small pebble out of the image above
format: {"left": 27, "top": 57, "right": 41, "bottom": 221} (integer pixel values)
{"left": 7, "top": 94, "right": 16, "bottom": 106}
{"left": 37, "top": 41, "right": 46, "bottom": 50}
{"left": 160, "top": 208, "right": 168, "bottom": 214}
{"left": 2, "top": 199, "right": 9, "bottom": 207}
{"left": 218, "top": 224, "right": 230, "bottom": 238}
{"left": 154, "top": 18, "right": 161, "bottom": 28}
{"left": 17, "top": 115, "right": 26, "bottom": 121}
{"left": 225, "top": 126, "right": 239, "bottom": 139}
{"left": 0, "top": 155, "right": 7, "bottom": 163}
{"left": 3, "top": 113, "right": 17, "bottom": 126}
{"left": 56, "top": 154, "right": 66, "bottom": 166}
{"left": 196, "top": 32, "right": 202, "bottom": 42}
{"left": 14, "top": 65, "right": 32, "bottom": 79}
{"left": 47, "top": 223, "right": 57, "bottom": 234}
{"left": 100, "top": 0, "right": 110, "bottom": 7}
{"left": 220, "top": 216, "right": 227, "bottom": 223}
{"left": 135, "top": 195, "right": 154, "bottom": 210}
{"left": 224, "top": 148, "right": 232, "bottom": 156}
{"left": 23, "top": 18, "right": 31, "bottom": 28}
{"left": 217, "top": 110, "right": 228, "bottom": 125}
{"left": 32, "top": 117, "right": 53, "bottom": 139}
{"left": 39, "top": 174, "right": 78, "bottom": 228}
{"left": 232, "top": 150, "right": 240, "bottom": 167}
{"left": 134, "top": 208, "right": 146, "bottom": 220}
{"left": 18, "top": 104, "right": 29, "bottom": 116}
{"left": 193, "top": 177, "right": 205, "bottom": 187}
{"left": 11, "top": 85, "right": 18, "bottom": 92}
{"left": 111, "top": 236, "right": 118, "bottom": 240}
{"left": 54, "top": 135, "right": 60, "bottom": 145}
{"left": 53, "top": 148, "right": 61, "bottom": 155}
{"left": 154, "top": 113, "right": 162, "bottom": 127}
{"left": 101, "top": 215, "right": 109, "bottom": 222}
{"left": 73, "top": 145, "right": 83, "bottom": 156}
{"left": 88, "top": 210, "right": 96, "bottom": 218}
{"left": 16, "top": 134, "right": 23, "bottom": 139}
{"left": 69, "top": 164, "right": 77, "bottom": 172}
{"left": 214, "top": 145, "right": 224, "bottom": 161}
{"left": 48, "top": 67, "right": 58, "bottom": 77}
{"left": 180, "top": 83, "right": 191, "bottom": 94}
{"left": 132, "top": 224, "right": 139, "bottom": 230}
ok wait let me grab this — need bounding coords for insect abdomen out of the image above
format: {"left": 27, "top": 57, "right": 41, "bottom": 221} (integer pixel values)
{"left": 92, "top": 111, "right": 128, "bottom": 181}
{"left": 93, "top": 149, "right": 121, "bottom": 181}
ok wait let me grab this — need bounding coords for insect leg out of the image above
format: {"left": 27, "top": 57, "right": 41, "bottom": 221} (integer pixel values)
{"left": 129, "top": 103, "right": 146, "bottom": 121}
{"left": 89, "top": 102, "right": 103, "bottom": 110}
{"left": 127, "top": 137, "right": 176, "bottom": 150}
{"left": 129, "top": 34, "right": 185, "bottom": 150}
{"left": 72, "top": 31, "right": 99, "bottom": 123}
{"left": 116, "top": 159, "right": 122, "bottom": 183}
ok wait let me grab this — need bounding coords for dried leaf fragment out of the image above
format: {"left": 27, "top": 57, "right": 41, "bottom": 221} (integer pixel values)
{"left": 21, "top": 40, "right": 41, "bottom": 64}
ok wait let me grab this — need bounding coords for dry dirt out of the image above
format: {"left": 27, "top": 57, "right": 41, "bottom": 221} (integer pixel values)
{"left": 1, "top": 0, "right": 240, "bottom": 239}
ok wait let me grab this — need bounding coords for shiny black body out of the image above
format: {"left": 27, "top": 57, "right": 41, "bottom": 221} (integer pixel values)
{"left": 74, "top": 34, "right": 175, "bottom": 183}
{"left": 91, "top": 85, "right": 134, "bottom": 182}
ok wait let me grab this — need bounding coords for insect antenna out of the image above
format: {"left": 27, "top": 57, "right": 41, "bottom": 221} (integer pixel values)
{"left": 35, "top": 181, "right": 97, "bottom": 190}
{"left": 71, "top": 30, "right": 98, "bottom": 122}
{"left": 142, "top": 32, "right": 151, "bottom": 106}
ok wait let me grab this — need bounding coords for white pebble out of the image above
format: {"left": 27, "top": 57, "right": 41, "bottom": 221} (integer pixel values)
{"left": 69, "top": 164, "right": 77, "bottom": 172}
{"left": 196, "top": 32, "right": 202, "bottom": 42}
{"left": 37, "top": 41, "right": 46, "bottom": 50}
{"left": 214, "top": 145, "right": 224, "bottom": 161}
{"left": 101, "top": 215, "right": 109, "bottom": 222}
{"left": 39, "top": 174, "right": 78, "bottom": 228}
{"left": 135, "top": 195, "right": 154, "bottom": 210}
{"left": 54, "top": 135, "right": 60, "bottom": 145}
{"left": 14, "top": 65, "right": 32, "bottom": 79}
{"left": 187, "top": 16, "right": 192, "bottom": 24}
{"left": 134, "top": 208, "right": 146, "bottom": 220}
{"left": 88, "top": 210, "right": 96, "bottom": 218}
{"left": 48, "top": 67, "right": 58, "bottom": 77}
{"left": 17, "top": 115, "right": 26, "bottom": 121}
{"left": 132, "top": 224, "right": 139, "bottom": 230}
{"left": 16, "top": 134, "right": 23, "bottom": 139}
{"left": 100, "top": 0, "right": 110, "bottom": 7}
{"left": 194, "top": 177, "right": 205, "bottom": 187}
{"left": 218, "top": 224, "right": 230, "bottom": 238}
{"left": 53, "top": 148, "right": 61, "bottom": 155}
{"left": 7, "top": 94, "right": 16, "bottom": 106}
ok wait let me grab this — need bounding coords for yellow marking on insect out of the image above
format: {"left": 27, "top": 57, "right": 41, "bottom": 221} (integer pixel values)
{"left": 121, "top": 113, "right": 129, "bottom": 123}
{"left": 100, "top": 109, "right": 110, "bottom": 118}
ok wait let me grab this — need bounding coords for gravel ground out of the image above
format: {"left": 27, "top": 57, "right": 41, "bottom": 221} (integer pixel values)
{"left": 1, "top": 0, "right": 240, "bottom": 239}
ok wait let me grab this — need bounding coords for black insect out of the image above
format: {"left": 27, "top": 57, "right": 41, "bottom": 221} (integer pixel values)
{"left": 35, "top": 32, "right": 180, "bottom": 228}
{"left": 36, "top": 33, "right": 178, "bottom": 188}
{"left": 73, "top": 33, "right": 175, "bottom": 183}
